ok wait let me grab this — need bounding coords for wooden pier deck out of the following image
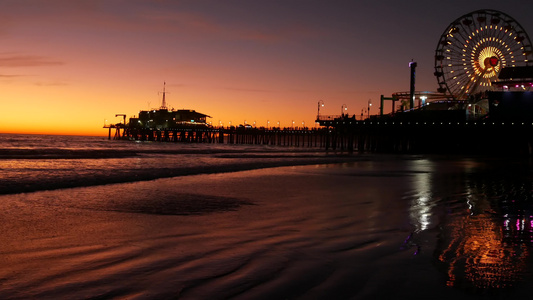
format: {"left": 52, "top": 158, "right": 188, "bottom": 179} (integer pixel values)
{"left": 112, "top": 126, "right": 331, "bottom": 148}
{"left": 105, "top": 119, "right": 533, "bottom": 156}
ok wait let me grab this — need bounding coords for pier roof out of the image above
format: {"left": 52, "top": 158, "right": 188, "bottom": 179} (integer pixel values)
{"left": 497, "top": 66, "right": 533, "bottom": 80}
{"left": 492, "top": 66, "right": 533, "bottom": 87}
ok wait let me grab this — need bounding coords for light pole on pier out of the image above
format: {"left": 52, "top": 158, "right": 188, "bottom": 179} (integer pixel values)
{"left": 368, "top": 99, "right": 372, "bottom": 119}
{"left": 341, "top": 104, "right": 347, "bottom": 117}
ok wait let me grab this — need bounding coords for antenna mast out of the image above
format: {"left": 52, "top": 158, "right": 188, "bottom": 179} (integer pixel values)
{"left": 159, "top": 82, "right": 168, "bottom": 110}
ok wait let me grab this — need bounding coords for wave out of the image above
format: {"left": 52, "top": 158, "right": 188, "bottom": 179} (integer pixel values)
{"left": 0, "top": 154, "right": 368, "bottom": 195}
{"left": 0, "top": 134, "right": 371, "bottom": 195}
{"left": 0, "top": 148, "right": 140, "bottom": 159}
{"left": 0, "top": 145, "right": 333, "bottom": 160}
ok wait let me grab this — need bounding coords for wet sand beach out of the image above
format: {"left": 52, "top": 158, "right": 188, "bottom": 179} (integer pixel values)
{"left": 0, "top": 157, "right": 532, "bottom": 299}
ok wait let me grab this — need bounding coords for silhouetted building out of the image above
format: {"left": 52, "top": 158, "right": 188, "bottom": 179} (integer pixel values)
{"left": 128, "top": 108, "right": 211, "bottom": 130}
{"left": 127, "top": 83, "right": 211, "bottom": 129}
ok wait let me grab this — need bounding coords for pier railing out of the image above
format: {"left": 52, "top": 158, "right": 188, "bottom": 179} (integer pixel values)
{"left": 317, "top": 114, "right": 375, "bottom": 122}
{"left": 316, "top": 115, "right": 341, "bottom": 121}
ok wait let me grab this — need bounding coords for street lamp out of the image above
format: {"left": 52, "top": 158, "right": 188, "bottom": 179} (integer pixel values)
{"left": 368, "top": 99, "right": 372, "bottom": 119}
{"left": 341, "top": 104, "right": 347, "bottom": 117}
{"left": 267, "top": 120, "right": 270, "bottom": 129}
{"left": 317, "top": 100, "right": 325, "bottom": 119}
{"left": 292, "top": 120, "right": 295, "bottom": 129}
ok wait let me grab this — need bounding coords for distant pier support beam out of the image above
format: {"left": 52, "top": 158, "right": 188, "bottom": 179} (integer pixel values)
{"left": 409, "top": 61, "right": 417, "bottom": 110}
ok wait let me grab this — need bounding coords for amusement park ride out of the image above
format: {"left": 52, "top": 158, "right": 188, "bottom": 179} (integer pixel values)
{"left": 434, "top": 9, "right": 532, "bottom": 98}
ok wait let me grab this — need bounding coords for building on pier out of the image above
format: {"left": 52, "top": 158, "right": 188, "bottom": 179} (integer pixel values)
{"left": 128, "top": 82, "right": 211, "bottom": 130}
{"left": 128, "top": 109, "right": 211, "bottom": 130}
{"left": 104, "top": 83, "right": 212, "bottom": 139}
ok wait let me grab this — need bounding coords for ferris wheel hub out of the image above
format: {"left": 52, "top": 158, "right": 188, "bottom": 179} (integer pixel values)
{"left": 488, "top": 56, "right": 499, "bottom": 67}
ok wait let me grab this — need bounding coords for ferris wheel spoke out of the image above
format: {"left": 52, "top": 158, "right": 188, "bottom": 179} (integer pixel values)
{"left": 447, "top": 44, "right": 465, "bottom": 54}
{"left": 467, "top": 66, "right": 490, "bottom": 94}
{"left": 495, "top": 27, "right": 509, "bottom": 40}
{"left": 448, "top": 56, "right": 466, "bottom": 63}
{"left": 451, "top": 29, "right": 469, "bottom": 45}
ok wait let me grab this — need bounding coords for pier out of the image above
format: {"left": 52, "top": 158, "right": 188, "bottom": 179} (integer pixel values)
{"left": 108, "top": 125, "right": 333, "bottom": 148}
{"left": 104, "top": 72, "right": 533, "bottom": 156}
{"left": 104, "top": 118, "right": 533, "bottom": 156}
{"left": 103, "top": 87, "right": 533, "bottom": 155}
{"left": 318, "top": 117, "right": 533, "bottom": 155}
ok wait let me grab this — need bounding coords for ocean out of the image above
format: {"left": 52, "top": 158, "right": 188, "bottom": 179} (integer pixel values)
{"left": 0, "top": 134, "right": 357, "bottom": 195}
{"left": 1, "top": 133, "right": 533, "bottom": 299}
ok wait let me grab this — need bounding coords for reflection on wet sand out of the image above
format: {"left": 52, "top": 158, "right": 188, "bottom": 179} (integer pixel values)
{"left": 437, "top": 213, "right": 528, "bottom": 290}
{"left": 407, "top": 159, "right": 435, "bottom": 233}
{"left": 430, "top": 160, "right": 533, "bottom": 292}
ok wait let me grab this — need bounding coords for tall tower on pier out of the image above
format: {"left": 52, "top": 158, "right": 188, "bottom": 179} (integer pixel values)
{"left": 160, "top": 82, "right": 168, "bottom": 110}
{"left": 409, "top": 61, "right": 417, "bottom": 109}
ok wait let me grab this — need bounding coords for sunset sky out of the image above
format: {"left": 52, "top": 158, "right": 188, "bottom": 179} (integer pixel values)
{"left": 1, "top": 0, "right": 532, "bottom": 136}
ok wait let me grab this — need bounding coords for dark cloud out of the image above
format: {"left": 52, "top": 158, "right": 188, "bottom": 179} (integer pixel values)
{"left": 0, "top": 74, "right": 24, "bottom": 78}
{"left": 0, "top": 55, "right": 64, "bottom": 68}
{"left": 33, "top": 81, "right": 69, "bottom": 86}
{"left": 219, "top": 86, "right": 274, "bottom": 93}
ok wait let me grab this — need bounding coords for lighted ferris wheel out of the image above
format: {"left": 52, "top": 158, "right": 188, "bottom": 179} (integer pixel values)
{"left": 434, "top": 9, "right": 533, "bottom": 100}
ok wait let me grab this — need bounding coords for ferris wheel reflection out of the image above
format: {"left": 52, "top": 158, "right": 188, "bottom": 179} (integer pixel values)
{"left": 432, "top": 163, "right": 533, "bottom": 291}
{"left": 403, "top": 158, "right": 533, "bottom": 292}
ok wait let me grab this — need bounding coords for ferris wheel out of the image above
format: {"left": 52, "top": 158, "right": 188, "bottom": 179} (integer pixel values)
{"left": 434, "top": 9, "right": 533, "bottom": 100}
